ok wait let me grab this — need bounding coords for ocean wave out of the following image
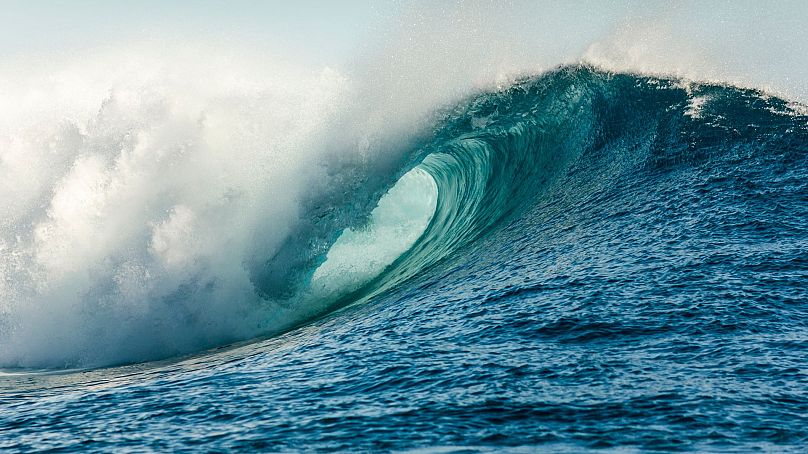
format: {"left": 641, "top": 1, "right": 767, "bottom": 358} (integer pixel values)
{"left": 1, "top": 62, "right": 806, "bottom": 369}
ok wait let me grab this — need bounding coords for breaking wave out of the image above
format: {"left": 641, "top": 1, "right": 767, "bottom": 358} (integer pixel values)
{"left": 1, "top": 58, "right": 806, "bottom": 369}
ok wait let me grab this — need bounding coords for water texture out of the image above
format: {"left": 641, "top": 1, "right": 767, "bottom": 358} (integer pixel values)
{"left": 1, "top": 66, "right": 807, "bottom": 451}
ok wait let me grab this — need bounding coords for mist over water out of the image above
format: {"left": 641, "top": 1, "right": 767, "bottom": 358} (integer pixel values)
{"left": 1, "top": 0, "right": 806, "bottom": 368}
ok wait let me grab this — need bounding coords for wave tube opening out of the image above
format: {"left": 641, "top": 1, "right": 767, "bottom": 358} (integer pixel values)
{"left": 309, "top": 167, "right": 437, "bottom": 303}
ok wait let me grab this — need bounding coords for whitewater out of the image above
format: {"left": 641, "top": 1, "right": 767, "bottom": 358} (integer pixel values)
{"left": 1, "top": 1, "right": 807, "bottom": 451}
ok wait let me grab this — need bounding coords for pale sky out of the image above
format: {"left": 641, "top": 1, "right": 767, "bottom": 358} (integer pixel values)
{"left": 1, "top": 1, "right": 807, "bottom": 100}
{"left": 0, "top": 1, "right": 400, "bottom": 64}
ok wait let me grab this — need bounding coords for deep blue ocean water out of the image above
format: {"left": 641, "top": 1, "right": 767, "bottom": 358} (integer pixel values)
{"left": 1, "top": 66, "right": 807, "bottom": 452}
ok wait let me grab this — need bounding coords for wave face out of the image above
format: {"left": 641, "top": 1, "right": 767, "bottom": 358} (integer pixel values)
{"left": 346, "top": 64, "right": 808, "bottom": 314}
{"left": 2, "top": 65, "right": 808, "bottom": 451}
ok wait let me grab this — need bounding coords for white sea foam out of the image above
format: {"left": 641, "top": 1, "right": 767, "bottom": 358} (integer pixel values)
{"left": 0, "top": 47, "right": 357, "bottom": 367}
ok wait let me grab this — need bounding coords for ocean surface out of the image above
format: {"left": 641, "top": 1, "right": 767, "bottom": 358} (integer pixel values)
{"left": 1, "top": 66, "right": 807, "bottom": 451}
